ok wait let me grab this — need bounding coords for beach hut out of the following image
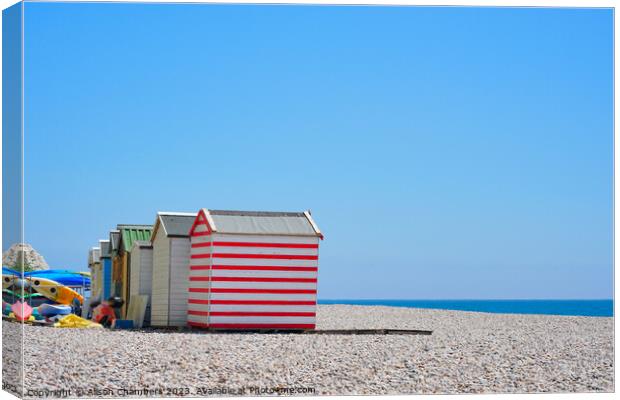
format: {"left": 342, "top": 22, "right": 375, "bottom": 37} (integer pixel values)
{"left": 187, "top": 209, "right": 323, "bottom": 330}
{"left": 99, "top": 240, "right": 112, "bottom": 301}
{"left": 150, "top": 212, "right": 197, "bottom": 327}
{"left": 116, "top": 225, "right": 153, "bottom": 317}
{"left": 129, "top": 240, "right": 153, "bottom": 326}
{"left": 110, "top": 230, "right": 121, "bottom": 297}
{"left": 88, "top": 247, "right": 102, "bottom": 301}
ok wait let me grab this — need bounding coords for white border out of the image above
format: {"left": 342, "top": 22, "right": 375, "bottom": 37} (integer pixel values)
{"left": 0, "top": 2, "right": 615, "bottom": 400}
{"left": 4, "top": 0, "right": 620, "bottom": 6}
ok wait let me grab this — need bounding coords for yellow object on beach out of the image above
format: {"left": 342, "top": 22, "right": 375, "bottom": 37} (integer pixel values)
{"left": 27, "top": 277, "right": 83, "bottom": 305}
{"left": 53, "top": 314, "right": 102, "bottom": 329}
{"left": 5, "top": 312, "right": 33, "bottom": 322}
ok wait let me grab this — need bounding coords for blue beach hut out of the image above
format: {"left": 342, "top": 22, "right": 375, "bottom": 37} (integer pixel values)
{"left": 99, "top": 239, "right": 112, "bottom": 301}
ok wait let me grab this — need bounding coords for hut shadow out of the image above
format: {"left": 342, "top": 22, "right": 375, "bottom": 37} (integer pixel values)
{"left": 133, "top": 327, "right": 432, "bottom": 335}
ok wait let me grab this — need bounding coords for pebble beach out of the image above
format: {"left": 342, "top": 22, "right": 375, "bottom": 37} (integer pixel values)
{"left": 2, "top": 304, "right": 614, "bottom": 397}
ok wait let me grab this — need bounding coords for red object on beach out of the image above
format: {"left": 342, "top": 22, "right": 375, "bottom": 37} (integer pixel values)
{"left": 186, "top": 209, "right": 323, "bottom": 330}
{"left": 91, "top": 301, "right": 116, "bottom": 327}
{"left": 11, "top": 301, "right": 33, "bottom": 321}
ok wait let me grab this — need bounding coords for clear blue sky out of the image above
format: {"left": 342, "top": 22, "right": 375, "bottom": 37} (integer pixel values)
{"left": 16, "top": 3, "right": 613, "bottom": 299}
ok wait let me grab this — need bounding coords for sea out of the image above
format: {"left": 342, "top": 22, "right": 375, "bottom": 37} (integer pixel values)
{"left": 318, "top": 299, "right": 613, "bottom": 317}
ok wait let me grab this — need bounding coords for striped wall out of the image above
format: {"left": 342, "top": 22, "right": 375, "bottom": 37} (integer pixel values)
{"left": 188, "top": 216, "right": 319, "bottom": 330}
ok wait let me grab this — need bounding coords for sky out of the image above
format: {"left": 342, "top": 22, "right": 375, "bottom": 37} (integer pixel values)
{"left": 8, "top": 3, "right": 614, "bottom": 299}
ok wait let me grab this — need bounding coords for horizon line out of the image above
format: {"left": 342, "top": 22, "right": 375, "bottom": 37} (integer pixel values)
{"left": 318, "top": 298, "right": 614, "bottom": 301}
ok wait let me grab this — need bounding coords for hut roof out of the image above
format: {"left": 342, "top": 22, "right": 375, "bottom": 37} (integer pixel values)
{"left": 99, "top": 240, "right": 111, "bottom": 258}
{"left": 88, "top": 247, "right": 101, "bottom": 265}
{"left": 117, "top": 225, "right": 153, "bottom": 252}
{"left": 191, "top": 209, "right": 323, "bottom": 238}
{"left": 130, "top": 240, "right": 153, "bottom": 251}
{"left": 152, "top": 212, "right": 197, "bottom": 240}
{"left": 109, "top": 230, "right": 121, "bottom": 253}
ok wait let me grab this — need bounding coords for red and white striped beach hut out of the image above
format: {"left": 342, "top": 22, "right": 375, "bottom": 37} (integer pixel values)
{"left": 188, "top": 209, "right": 323, "bottom": 330}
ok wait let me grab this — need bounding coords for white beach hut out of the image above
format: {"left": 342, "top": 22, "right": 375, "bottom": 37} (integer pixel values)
{"left": 150, "top": 212, "right": 198, "bottom": 327}
{"left": 187, "top": 209, "right": 323, "bottom": 330}
{"left": 88, "top": 247, "right": 101, "bottom": 301}
{"left": 129, "top": 240, "right": 153, "bottom": 326}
